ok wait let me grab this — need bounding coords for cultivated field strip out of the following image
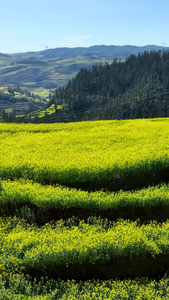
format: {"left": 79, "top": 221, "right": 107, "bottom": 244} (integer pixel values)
{"left": 1, "top": 218, "right": 169, "bottom": 279}
{"left": 0, "top": 119, "right": 169, "bottom": 190}
{"left": 1, "top": 179, "right": 169, "bottom": 223}
{"left": 1, "top": 119, "right": 169, "bottom": 298}
{"left": 1, "top": 273, "right": 169, "bottom": 299}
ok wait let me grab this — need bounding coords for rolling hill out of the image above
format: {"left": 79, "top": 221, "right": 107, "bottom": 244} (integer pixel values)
{"left": 0, "top": 45, "right": 168, "bottom": 95}
{"left": 1, "top": 45, "right": 169, "bottom": 121}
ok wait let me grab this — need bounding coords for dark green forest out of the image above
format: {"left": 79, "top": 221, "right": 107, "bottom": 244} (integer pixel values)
{"left": 48, "top": 51, "right": 169, "bottom": 121}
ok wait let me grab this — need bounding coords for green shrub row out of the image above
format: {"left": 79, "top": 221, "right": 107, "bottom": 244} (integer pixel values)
{"left": 1, "top": 218, "right": 169, "bottom": 279}
{"left": 1, "top": 180, "right": 169, "bottom": 222}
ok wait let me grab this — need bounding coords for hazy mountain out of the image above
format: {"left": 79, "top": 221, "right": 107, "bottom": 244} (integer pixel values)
{"left": 40, "top": 44, "right": 168, "bottom": 59}
{"left": 0, "top": 45, "right": 168, "bottom": 95}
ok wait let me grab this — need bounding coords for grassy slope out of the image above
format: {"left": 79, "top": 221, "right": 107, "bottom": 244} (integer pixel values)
{"left": 26, "top": 104, "right": 56, "bottom": 119}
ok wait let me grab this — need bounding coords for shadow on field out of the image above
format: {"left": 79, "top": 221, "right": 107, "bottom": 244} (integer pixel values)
{"left": 24, "top": 253, "right": 169, "bottom": 282}
{"left": 63, "top": 167, "right": 169, "bottom": 193}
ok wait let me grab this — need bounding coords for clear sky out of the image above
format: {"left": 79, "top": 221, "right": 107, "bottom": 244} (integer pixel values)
{"left": 1, "top": 0, "right": 169, "bottom": 54}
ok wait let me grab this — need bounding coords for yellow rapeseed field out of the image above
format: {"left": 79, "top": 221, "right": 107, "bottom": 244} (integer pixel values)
{"left": 1, "top": 118, "right": 169, "bottom": 298}
{"left": 0, "top": 119, "right": 169, "bottom": 186}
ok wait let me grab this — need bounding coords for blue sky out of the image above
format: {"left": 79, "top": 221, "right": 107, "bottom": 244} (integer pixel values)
{"left": 1, "top": 0, "right": 169, "bottom": 53}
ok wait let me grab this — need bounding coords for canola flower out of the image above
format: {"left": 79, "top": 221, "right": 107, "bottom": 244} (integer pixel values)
{"left": 0, "top": 119, "right": 169, "bottom": 186}
{"left": 1, "top": 273, "right": 169, "bottom": 299}
{"left": 1, "top": 219, "right": 169, "bottom": 275}
{"left": 1, "top": 119, "right": 169, "bottom": 298}
{"left": 0, "top": 179, "right": 169, "bottom": 211}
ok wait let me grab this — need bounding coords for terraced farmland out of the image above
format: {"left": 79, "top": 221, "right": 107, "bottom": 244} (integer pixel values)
{"left": 1, "top": 118, "right": 169, "bottom": 299}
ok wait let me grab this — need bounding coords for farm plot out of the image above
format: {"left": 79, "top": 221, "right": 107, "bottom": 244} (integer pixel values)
{"left": 1, "top": 179, "right": 169, "bottom": 223}
{"left": 0, "top": 119, "right": 169, "bottom": 190}
{"left": 0, "top": 118, "right": 169, "bottom": 298}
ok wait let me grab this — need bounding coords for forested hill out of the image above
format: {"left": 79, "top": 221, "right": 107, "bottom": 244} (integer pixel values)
{"left": 49, "top": 51, "right": 169, "bottom": 121}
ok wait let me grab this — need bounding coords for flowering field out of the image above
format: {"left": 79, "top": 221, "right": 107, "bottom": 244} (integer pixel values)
{"left": 1, "top": 119, "right": 169, "bottom": 298}
{"left": 0, "top": 119, "right": 169, "bottom": 189}
{"left": 1, "top": 179, "right": 169, "bottom": 223}
{"left": 1, "top": 218, "right": 169, "bottom": 278}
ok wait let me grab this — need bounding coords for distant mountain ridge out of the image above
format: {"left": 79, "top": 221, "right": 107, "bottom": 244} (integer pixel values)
{"left": 0, "top": 45, "right": 168, "bottom": 95}
{"left": 0, "top": 53, "right": 10, "bottom": 57}
{"left": 40, "top": 44, "right": 169, "bottom": 59}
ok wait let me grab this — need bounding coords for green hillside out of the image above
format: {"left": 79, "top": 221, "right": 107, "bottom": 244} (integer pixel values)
{"left": 47, "top": 51, "right": 169, "bottom": 122}
{"left": 0, "top": 49, "right": 113, "bottom": 95}
{"left": 0, "top": 86, "right": 46, "bottom": 120}
{"left": 1, "top": 45, "right": 169, "bottom": 122}
{"left": 0, "top": 45, "right": 168, "bottom": 95}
